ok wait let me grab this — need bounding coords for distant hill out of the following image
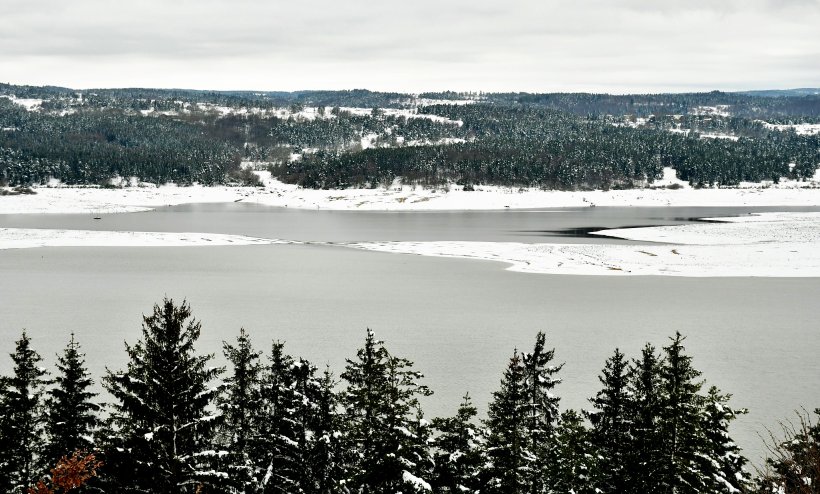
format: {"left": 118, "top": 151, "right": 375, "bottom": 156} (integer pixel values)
{"left": 739, "top": 88, "right": 820, "bottom": 97}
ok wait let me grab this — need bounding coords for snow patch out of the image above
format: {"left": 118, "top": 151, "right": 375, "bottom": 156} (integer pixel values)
{"left": 0, "top": 228, "right": 289, "bottom": 250}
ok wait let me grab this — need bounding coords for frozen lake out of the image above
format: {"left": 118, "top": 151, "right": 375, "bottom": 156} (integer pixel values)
{"left": 1, "top": 203, "right": 819, "bottom": 465}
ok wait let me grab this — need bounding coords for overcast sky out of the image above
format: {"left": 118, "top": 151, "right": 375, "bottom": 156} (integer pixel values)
{"left": 1, "top": 0, "right": 818, "bottom": 93}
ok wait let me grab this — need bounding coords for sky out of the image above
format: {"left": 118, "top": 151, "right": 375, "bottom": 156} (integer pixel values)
{"left": 1, "top": 0, "right": 819, "bottom": 93}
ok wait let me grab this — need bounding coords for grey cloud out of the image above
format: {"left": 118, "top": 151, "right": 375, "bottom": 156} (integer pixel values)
{"left": 1, "top": 0, "right": 818, "bottom": 91}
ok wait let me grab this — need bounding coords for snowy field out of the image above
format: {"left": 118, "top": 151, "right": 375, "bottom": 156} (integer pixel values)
{"left": 2, "top": 168, "right": 820, "bottom": 214}
{"left": 0, "top": 228, "right": 286, "bottom": 250}
{"left": 346, "top": 213, "right": 820, "bottom": 277}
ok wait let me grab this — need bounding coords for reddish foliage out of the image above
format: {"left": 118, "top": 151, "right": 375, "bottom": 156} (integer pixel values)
{"left": 27, "top": 451, "right": 103, "bottom": 494}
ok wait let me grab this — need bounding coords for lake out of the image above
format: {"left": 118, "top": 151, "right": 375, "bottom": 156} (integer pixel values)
{"left": 1, "top": 203, "right": 819, "bottom": 465}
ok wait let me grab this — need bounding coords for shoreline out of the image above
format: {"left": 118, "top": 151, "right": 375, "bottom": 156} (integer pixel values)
{"left": 2, "top": 171, "right": 820, "bottom": 215}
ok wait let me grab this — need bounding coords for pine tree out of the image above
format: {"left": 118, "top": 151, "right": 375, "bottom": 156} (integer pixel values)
{"left": 102, "top": 297, "right": 225, "bottom": 493}
{"left": 0, "top": 331, "right": 49, "bottom": 493}
{"left": 521, "top": 331, "right": 562, "bottom": 493}
{"left": 483, "top": 351, "right": 529, "bottom": 494}
{"left": 431, "top": 394, "right": 485, "bottom": 494}
{"left": 341, "top": 328, "right": 433, "bottom": 493}
{"left": 43, "top": 334, "right": 99, "bottom": 467}
{"left": 626, "top": 343, "right": 664, "bottom": 493}
{"left": 587, "top": 348, "right": 632, "bottom": 493}
{"left": 658, "top": 332, "right": 707, "bottom": 494}
{"left": 220, "top": 328, "right": 264, "bottom": 493}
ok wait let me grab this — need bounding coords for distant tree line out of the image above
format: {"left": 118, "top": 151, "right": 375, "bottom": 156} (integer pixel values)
{"left": 277, "top": 105, "right": 819, "bottom": 189}
{"left": 0, "top": 297, "right": 815, "bottom": 493}
{"left": 1, "top": 83, "right": 819, "bottom": 189}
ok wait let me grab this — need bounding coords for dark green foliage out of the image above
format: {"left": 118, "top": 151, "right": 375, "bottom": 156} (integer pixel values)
{"left": 483, "top": 351, "right": 529, "bottom": 494}
{"left": 626, "top": 344, "right": 665, "bottom": 493}
{"left": 43, "top": 334, "right": 99, "bottom": 466}
{"left": 657, "top": 332, "right": 708, "bottom": 494}
{"left": 521, "top": 331, "right": 562, "bottom": 492}
{"left": 0, "top": 331, "right": 49, "bottom": 493}
{"left": 219, "top": 328, "right": 264, "bottom": 492}
{"left": 3, "top": 83, "right": 818, "bottom": 190}
{"left": 431, "top": 394, "right": 484, "bottom": 493}
{"left": 552, "top": 410, "right": 598, "bottom": 494}
{"left": 699, "top": 387, "right": 751, "bottom": 493}
{"left": 340, "top": 329, "right": 433, "bottom": 493}
{"left": 102, "top": 298, "right": 225, "bottom": 493}
{"left": 587, "top": 348, "right": 632, "bottom": 493}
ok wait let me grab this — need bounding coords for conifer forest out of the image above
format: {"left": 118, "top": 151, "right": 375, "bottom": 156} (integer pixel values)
{"left": 0, "top": 298, "right": 816, "bottom": 494}
{"left": 2, "top": 84, "right": 819, "bottom": 190}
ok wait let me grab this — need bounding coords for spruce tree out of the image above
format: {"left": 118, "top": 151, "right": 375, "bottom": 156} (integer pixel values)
{"left": 257, "top": 340, "right": 301, "bottom": 493}
{"left": 341, "top": 328, "right": 433, "bottom": 493}
{"left": 0, "top": 331, "right": 48, "bottom": 493}
{"left": 658, "top": 332, "right": 707, "bottom": 494}
{"left": 587, "top": 348, "right": 632, "bottom": 493}
{"left": 521, "top": 331, "right": 562, "bottom": 493}
{"left": 44, "top": 334, "right": 99, "bottom": 467}
{"left": 483, "top": 350, "right": 529, "bottom": 494}
{"left": 551, "top": 409, "right": 598, "bottom": 494}
{"left": 220, "top": 328, "right": 264, "bottom": 493}
{"left": 699, "top": 387, "right": 751, "bottom": 493}
{"left": 626, "top": 343, "right": 664, "bottom": 493}
{"left": 309, "top": 367, "right": 347, "bottom": 494}
{"left": 102, "top": 297, "right": 225, "bottom": 493}
{"left": 431, "top": 394, "right": 484, "bottom": 494}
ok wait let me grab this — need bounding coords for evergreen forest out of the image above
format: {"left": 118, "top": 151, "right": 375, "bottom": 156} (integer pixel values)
{"left": 2, "top": 84, "right": 819, "bottom": 190}
{"left": 0, "top": 297, "right": 817, "bottom": 493}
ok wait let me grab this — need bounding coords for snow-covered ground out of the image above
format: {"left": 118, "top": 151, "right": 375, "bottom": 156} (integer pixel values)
{"left": 345, "top": 212, "right": 820, "bottom": 277}
{"left": 759, "top": 121, "right": 820, "bottom": 136}
{"left": 0, "top": 228, "right": 286, "bottom": 250}
{"left": 3, "top": 168, "right": 820, "bottom": 214}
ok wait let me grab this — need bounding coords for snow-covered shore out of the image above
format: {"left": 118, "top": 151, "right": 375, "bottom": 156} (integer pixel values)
{"left": 2, "top": 169, "right": 820, "bottom": 214}
{"left": 0, "top": 228, "right": 287, "bottom": 250}
{"left": 345, "top": 213, "right": 820, "bottom": 277}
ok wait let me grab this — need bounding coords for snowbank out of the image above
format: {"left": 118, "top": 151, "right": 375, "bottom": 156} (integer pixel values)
{"left": 2, "top": 169, "right": 820, "bottom": 214}
{"left": 346, "top": 213, "right": 820, "bottom": 277}
{"left": 0, "top": 228, "right": 287, "bottom": 250}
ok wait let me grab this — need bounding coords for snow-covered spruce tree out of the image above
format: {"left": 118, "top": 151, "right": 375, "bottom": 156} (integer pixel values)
{"left": 102, "top": 298, "right": 226, "bottom": 493}
{"left": 483, "top": 350, "right": 529, "bottom": 494}
{"left": 256, "top": 340, "right": 301, "bottom": 493}
{"left": 697, "top": 386, "right": 751, "bottom": 493}
{"left": 341, "top": 328, "right": 433, "bottom": 493}
{"left": 309, "top": 367, "right": 347, "bottom": 494}
{"left": 521, "top": 331, "right": 562, "bottom": 493}
{"left": 587, "top": 348, "right": 632, "bottom": 493}
{"left": 43, "top": 334, "right": 100, "bottom": 467}
{"left": 219, "top": 328, "right": 264, "bottom": 493}
{"left": 657, "top": 332, "right": 707, "bottom": 494}
{"left": 625, "top": 343, "right": 664, "bottom": 493}
{"left": 431, "top": 394, "right": 485, "bottom": 494}
{"left": 0, "top": 331, "right": 48, "bottom": 493}
{"left": 551, "top": 409, "right": 598, "bottom": 494}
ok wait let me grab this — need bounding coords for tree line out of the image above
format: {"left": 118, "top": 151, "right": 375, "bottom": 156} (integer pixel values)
{"left": 0, "top": 298, "right": 816, "bottom": 493}
{"left": 2, "top": 83, "right": 819, "bottom": 190}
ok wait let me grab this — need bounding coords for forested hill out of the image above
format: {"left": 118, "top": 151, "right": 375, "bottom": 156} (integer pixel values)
{"left": 1, "top": 83, "right": 819, "bottom": 189}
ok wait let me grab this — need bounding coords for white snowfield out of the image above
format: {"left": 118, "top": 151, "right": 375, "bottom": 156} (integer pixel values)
{"left": 2, "top": 168, "right": 820, "bottom": 214}
{"left": 346, "top": 213, "right": 820, "bottom": 277}
{"left": 0, "top": 228, "right": 286, "bottom": 250}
